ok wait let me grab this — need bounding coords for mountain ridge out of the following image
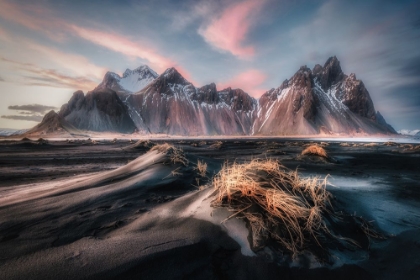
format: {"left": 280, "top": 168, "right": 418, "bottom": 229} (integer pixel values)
{"left": 28, "top": 57, "right": 396, "bottom": 136}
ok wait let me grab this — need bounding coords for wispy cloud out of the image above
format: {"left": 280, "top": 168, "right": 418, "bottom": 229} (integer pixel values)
{"left": 198, "top": 0, "right": 266, "bottom": 59}
{"left": 170, "top": 1, "right": 218, "bottom": 31}
{"left": 70, "top": 25, "right": 176, "bottom": 73}
{"left": 1, "top": 57, "right": 99, "bottom": 90}
{"left": 218, "top": 69, "right": 267, "bottom": 97}
{"left": 1, "top": 115, "right": 43, "bottom": 122}
{"left": 24, "top": 42, "right": 106, "bottom": 80}
{"left": 0, "top": 0, "right": 199, "bottom": 85}
{"left": 0, "top": 0, "right": 68, "bottom": 41}
{"left": 8, "top": 104, "right": 57, "bottom": 114}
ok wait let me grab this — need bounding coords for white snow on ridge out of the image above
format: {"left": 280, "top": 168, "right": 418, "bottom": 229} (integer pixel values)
{"left": 119, "top": 75, "right": 155, "bottom": 93}
{"left": 0, "top": 129, "right": 28, "bottom": 136}
{"left": 398, "top": 129, "right": 420, "bottom": 136}
{"left": 110, "top": 65, "right": 158, "bottom": 93}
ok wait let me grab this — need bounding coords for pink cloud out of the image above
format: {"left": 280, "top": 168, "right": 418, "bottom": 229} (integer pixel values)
{"left": 0, "top": 25, "right": 11, "bottom": 42}
{"left": 0, "top": 1, "right": 68, "bottom": 41}
{"left": 1, "top": 57, "right": 99, "bottom": 90}
{"left": 0, "top": 1, "right": 194, "bottom": 79}
{"left": 199, "top": 0, "right": 266, "bottom": 59}
{"left": 70, "top": 25, "right": 177, "bottom": 73}
{"left": 24, "top": 42, "right": 107, "bottom": 80}
{"left": 218, "top": 69, "right": 267, "bottom": 97}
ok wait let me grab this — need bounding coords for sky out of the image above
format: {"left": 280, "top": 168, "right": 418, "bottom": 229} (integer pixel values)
{"left": 0, "top": 0, "right": 419, "bottom": 130}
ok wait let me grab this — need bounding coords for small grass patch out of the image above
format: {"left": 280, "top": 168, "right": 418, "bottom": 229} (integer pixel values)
{"left": 209, "top": 141, "right": 223, "bottom": 149}
{"left": 151, "top": 143, "right": 188, "bottom": 166}
{"left": 301, "top": 144, "right": 328, "bottom": 158}
{"left": 195, "top": 160, "right": 208, "bottom": 177}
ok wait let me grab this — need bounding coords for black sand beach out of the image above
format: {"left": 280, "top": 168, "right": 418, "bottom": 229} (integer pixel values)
{"left": 0, "top": 138, "right": 419, "bottom": 279}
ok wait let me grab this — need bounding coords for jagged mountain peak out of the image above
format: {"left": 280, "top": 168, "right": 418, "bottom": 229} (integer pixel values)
{"left": 160, "top": 67, "right": 189, "bottom": 84}
{"left": 143, "top": 67, "right": 191, "bottom": 93}
{"left": 122, "top": 65, "right": 158, "bottom": 78}
{"left": 42, "top": 110, "right": 59, "bottom": 120}
{"left": 96, "top": 65, "right": 158, "bottom": 93}
{"left": 24, "top": 110, "right": 83, "bottom": 136}
{"left": 315, "top": 56, "right": 345, "bottom": 91}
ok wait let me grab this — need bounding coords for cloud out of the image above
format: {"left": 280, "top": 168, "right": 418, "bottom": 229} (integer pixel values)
{"left": 0, "top": 76, "right": 4, "bottom": 82}
{"left": 0, "top": 1, "right": 194, "bottom": 81}
{"left": 8, "top": 104, "right": 57, "bottom": 114}
{"left": 23, "top": 42, "right": 106, "bottom": 80}
{"left": 198, "top": 0, "right": 266, "bottom": 59}
{"left": 218, "top": 69, "right": 267, "bottom": 97}
{"left": 0, "top": 1, "right": 68, "bottom": 41}
{"left": 1, "top": 115, "right": 43, "bottom": 122}
{"left": 70, "top": 25, "right": 176, "bottom": 73}
{"left": 170, "top": 1, "right": 218, "bottom": 31}
{"left": 1, "top": 56, "right": 99, "bottom": 90}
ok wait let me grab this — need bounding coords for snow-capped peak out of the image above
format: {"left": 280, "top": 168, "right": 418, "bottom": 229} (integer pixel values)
{"left": 119, "top": 65, "right": 158, "bottom": 93}
{"left": 96, "top": 65, "right": 158, "bottom": 94}
{"left": 122, "top": 65, "right": 158, "bottom": 79}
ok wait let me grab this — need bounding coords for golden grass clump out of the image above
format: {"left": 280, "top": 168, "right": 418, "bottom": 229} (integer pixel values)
{"left": 319, "top": 142, "right": 329, "bottom": 147}
{"left": 198, "top": 141, "right": 207, "bottom": 146}
{"left": 211, "top": 159, "right": 332, "bottom": 255}
{"left": 401, "top": 144, "right": 420, "bottom": 154}
{"left": 364, "top": 142, "right": 378, "bottom": 147}
{"left": 383, "top": 141, "right": 397, "bottom": 146}
{"left": 151, "top": 143, "right": 188, "bottom": 166}
{"left": 210, "top": 141, "right": 223, "bottom": 149}
{"left": 195, "top": 160, "right": 208, "bottom": 177}
{"left": 133, "top": 139, "right": 153, "bottom": 148}
{"left": 301, "top": 144, "right": 328, "bottom": 158}
{"left": 339, "top": 142, "right": 351, "bottom": 147}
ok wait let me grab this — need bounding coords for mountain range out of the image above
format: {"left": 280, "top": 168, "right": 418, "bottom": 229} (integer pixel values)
{"left": 28, "top": 56, "right": 396, "bottom": 136}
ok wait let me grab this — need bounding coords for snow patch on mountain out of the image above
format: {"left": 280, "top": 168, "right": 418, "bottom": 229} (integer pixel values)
{"left": 398, "top": 129, "right": 420, "bottom": 136}
{"left": 119, "top": 66, "right": 158, "bottom": 93}
{"left": 0, "top": 128, "right": 28, "bottom": 136}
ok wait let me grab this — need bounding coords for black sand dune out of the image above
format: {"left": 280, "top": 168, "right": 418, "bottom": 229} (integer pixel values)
{"left": 0, "top": 139, "right": 419, "bottom": 279}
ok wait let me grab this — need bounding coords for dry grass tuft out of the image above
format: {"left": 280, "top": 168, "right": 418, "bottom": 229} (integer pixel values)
{"left": 364, "top": 143, "right": 378, "bottom": 147}
{"left": 195, "top": 160, "right": 208, "bottom": 177}
{"left": 198, "top": 141, "right": 207, "bottom": 146}
{"left": 151, "top": 143, "right": 188, "bottom": 166}
{"left": 132, "top": 139, "right": 153, "bottom": 148}
{"left": 339, "top": 142, "right": 351, "bottom": 147}
{"left": 401, "top": 144, "right": 420, "bottom": 154}
{"left": 383, "top": 141, "right": 397, "bottom": 146}
{"left": 211, "top": 159, "right": 332, "bottom": 255}
{"left": 301, "top": 144, "right": 328, "bottom": 158}
{"left": 162, "top": 167, "right": 182, "bottom": 179}
{"left": 210, "top": 141, "right": 223, "bottom": 149}
{"left": 319, "top": 142, "right": 329, "bottom": 147}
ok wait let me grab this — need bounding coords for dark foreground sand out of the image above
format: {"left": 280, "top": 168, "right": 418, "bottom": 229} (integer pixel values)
{"left": 0, "top": 138, "right": 419, "bottom": 279}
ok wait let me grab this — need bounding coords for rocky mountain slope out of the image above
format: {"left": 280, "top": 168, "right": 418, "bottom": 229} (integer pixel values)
{"left": 58, "top": 89, "right": 137, "bottom": 133}
{"left": 36, "top": 58, "right": 395, "bottom": 136}
{"left": 253, "top": 57, "right": 396, "bottom": 135}
{"left": 23, "top": 110, "right": 85, "bottom": 137}
{"left": 122, "top": 68, "right": 257, "bottom": 135}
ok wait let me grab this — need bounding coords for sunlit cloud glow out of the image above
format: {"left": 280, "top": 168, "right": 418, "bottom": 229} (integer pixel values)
{"left": 198, "top": 0, "right": 266, "bottom": 59}
{"left": 218, "top": 69, "right": 267, "bottom": 97}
